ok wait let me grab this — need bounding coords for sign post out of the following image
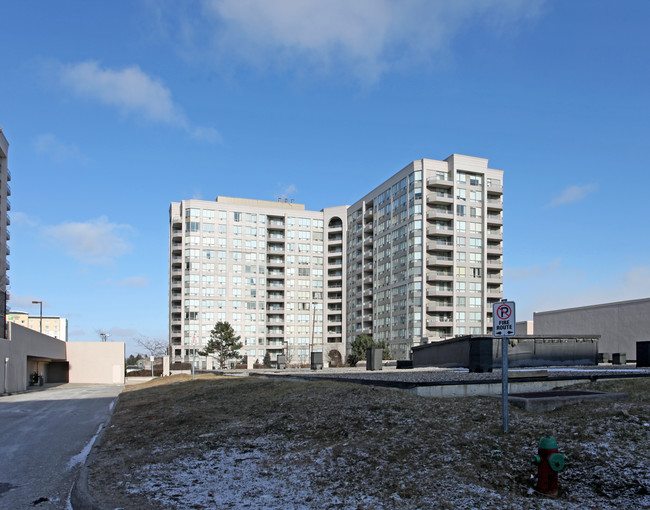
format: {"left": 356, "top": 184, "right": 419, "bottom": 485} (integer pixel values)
{"left": 493, "top": 300, "right": 516, "bottom": 433}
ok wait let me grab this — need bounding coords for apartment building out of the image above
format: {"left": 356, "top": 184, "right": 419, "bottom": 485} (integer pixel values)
{"left": 346, "top": 155, "right": 503, "bottom": 359}
{"left": 170, "top": 154, "right": 503, "bottom": 363}
{"left": 169, "top": 197, "right": 347, "bottom": 367}
{"left": 6, "top": 311, "right": 68, "bottom": 341}
{"left": 0, "top": 128, "right": 10, "bottom": 336}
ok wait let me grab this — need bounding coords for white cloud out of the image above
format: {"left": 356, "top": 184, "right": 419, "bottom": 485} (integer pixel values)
{"left": 58, "top": 60, "right": 219, "bottom": 142}
{"left": 7, "top": 295, "right": 50, "bottom": 312}
{"left": 505, "top": 258, "right": 560, "bottom": 281}
{"left": 158, "top": 0, "right": 545, "bottom": 81}
{"left": 10, "top": 211, "right": 39, "bottom": 228}
{"left": 34, "top": 133, "right": 89, "bottom": 165}
{"left": 42, "top": 216, "right": 134, "bottom": 265}
{"left": 103, "top": 276, "right": 150, "bottom": 288}
{"left": 275, "top": 184, "right": 297, "bottom": 201}
{"left": 545, "top": 184, "right": 596, "bottom": 208}
{"left": 506, "top": 262, "right": 650, "bottom": 320}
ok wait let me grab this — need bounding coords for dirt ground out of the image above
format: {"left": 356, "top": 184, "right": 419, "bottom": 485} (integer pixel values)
{"left": 87, "top": 374, "right": 650, "bottom": 509}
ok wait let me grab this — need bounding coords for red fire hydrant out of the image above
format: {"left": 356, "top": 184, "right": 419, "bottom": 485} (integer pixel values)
{"left": 531, "top": 436, "right": 565, "bottom": 495}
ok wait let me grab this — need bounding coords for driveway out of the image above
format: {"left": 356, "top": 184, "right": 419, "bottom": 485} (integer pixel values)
{"left": 0, "top": 384, "right": 123, "bottom": 509}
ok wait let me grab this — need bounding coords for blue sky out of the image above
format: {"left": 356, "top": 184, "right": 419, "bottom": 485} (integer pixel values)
{"left": 1, "top": 1, "right": 649, "bottom": 355}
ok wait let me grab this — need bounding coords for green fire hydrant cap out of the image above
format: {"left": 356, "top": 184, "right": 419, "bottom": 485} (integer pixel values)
{"left": 549, "top": 453, "right": 565, "bottom": 472}
{"left": 538, "top": 436, "right": 558, "bottom": 450}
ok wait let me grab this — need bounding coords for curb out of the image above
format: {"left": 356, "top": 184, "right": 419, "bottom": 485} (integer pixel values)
{"left": 70, "top": 393, "right": 122, "bottom": 510}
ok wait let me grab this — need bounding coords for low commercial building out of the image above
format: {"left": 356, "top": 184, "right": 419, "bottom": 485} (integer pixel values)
{"left": 533, "top": 298, "right": 650, "bottom": 361}
{"left": 1, "top": 323, "right": 124, "bottom": 394}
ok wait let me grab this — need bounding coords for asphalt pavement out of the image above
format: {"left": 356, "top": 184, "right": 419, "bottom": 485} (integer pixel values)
{"left": 0, "top": 384, "right": 122, "bottom": 509}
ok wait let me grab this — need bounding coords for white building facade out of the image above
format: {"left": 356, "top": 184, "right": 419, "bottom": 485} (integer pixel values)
{"left": 346, "top": 155, "right": 503, "bottom": 358}
{"left": 170, "top": 154, "right": 503, "bottom": 363}
{"left": 169, "top": 197, "right": 347, "bottom": 367}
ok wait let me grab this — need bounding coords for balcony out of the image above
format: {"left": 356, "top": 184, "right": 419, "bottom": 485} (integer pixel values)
{"left": 426, "top": 256, "right": 453, "bottom": 267}
{"left": 426, "top": 287, "right": 453, "bottom": 297}
{"left": 486, "top": 258, "right": 502, "bottom": 269}
{"left": 426, "top": 175, "right": 453, "bottom": 188}
{"left": 487, "top": 198, "right": 503, "bottom": 210}
{"left": 427, "top": 192, "right": 453, "bottom": 205}
{"left": 427, "top": 270, "right": 453, "bottom": 282}
{"left": 426, "top": 302, "right": 453, "bottom": 313}
{"left": 487, "top": 229, "right": 503, "bottom": 240}
{"left": 426, "top": 225, "right": 453, "bottom": 237}
{"left": 172, "top": 216, "right": 182, "bottom": 226}
{"left": 268, "top": 219, "right": 285, "bottom": 227}
{"left": 487, "top": 213, "right": 503, "bottom": 225}
{"left": 267, "top": 243, "right": 285, "bottom": 253}
{"left": 486, "top": 243, "right": 502, "bottom": 254}
{"left": 426, "top": 208, "right": 453, "bottom": 221}
{"left": 426, "top": 317, "right": 453, "bottom": 327}
{"left": 267, "top": 257, "right": 285, "bottom": 266}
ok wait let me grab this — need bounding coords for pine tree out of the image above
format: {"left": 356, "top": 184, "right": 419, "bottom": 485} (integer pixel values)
{"left": 198, "top": 321, "right": 243, "bottom": 369}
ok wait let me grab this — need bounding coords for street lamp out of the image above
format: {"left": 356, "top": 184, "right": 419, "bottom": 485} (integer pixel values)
{"left": 100, "top": 332, "right": 110, "bottom": 342}
{"left": 31, "top": 300, "right": 43, "bottom": 333}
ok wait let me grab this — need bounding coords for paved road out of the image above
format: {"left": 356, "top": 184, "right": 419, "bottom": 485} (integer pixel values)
{"left": 0, "top": 384, "right": 123, "bottom": 509}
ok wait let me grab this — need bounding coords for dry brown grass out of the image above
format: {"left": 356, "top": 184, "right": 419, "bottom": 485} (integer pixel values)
{"left": 88, "top": 374, "right": 650, "bottom": 509}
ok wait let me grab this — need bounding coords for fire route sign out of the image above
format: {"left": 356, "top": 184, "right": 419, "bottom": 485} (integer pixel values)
{"left": 492, "top": 301, "right": 516, "bottom": 337}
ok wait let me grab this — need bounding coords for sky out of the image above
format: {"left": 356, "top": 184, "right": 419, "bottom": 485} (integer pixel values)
{"left": 1, "top": 1, "right": 649, "bottom": 356}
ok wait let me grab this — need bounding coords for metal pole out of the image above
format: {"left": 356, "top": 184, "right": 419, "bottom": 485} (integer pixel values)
{"left": 32, "top": 300, "right": 43, "bottom": 333}
{"left": 502, "top": 336, "right": 509, "bottom": 433}
{"left": 3, "top": 357, "right": 8, "bottom": 395}
{"left": 192, "top": 334, "right": 196, "bottom": 380}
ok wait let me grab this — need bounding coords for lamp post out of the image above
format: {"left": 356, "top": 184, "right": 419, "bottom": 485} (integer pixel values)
{"left": 31, "top": 300, "right": 43, "bottom": 333}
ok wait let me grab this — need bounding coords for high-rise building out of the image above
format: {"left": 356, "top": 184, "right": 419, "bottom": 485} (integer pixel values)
{"left": 346, "top": 155, "right": 503, "bottom": 359}
{"left": 169, "top": 154, "right": 503, "bottom": 363}
{"left": 169, "top": 197, "right": 348, "bottom": 367}
{"left": 0, "top": 128, "right": 10, "bottom": 336}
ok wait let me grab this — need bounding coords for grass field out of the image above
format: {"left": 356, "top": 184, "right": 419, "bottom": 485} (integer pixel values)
{"left": 87, "top": 374, "right": 650, "bottom": 509}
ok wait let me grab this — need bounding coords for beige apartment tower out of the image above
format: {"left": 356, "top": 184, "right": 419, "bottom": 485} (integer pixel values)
{"left": 346, "top": 155, "right": 503, "bottom": 358}
{"left": 169, "top": 154, "right": 503, "bottom": 363}
{"left": 169, "top": 197, "right": 347, "bottom": 367}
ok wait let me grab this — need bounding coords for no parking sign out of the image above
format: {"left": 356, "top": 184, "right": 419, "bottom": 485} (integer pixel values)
{"left": 493, "top": 301, "right": 516, "bottom": 337}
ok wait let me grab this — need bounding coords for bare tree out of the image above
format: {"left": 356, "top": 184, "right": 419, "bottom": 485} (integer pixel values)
{"left": 135, "top": 336, "right": 168, "bottom": 358}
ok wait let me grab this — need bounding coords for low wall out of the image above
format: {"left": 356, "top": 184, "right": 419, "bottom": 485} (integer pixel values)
{"left": 412, "top": 335, "right": 599, "bottom": 371}
{"left": 67, "top": 342, "right": 125, "bottom": 385}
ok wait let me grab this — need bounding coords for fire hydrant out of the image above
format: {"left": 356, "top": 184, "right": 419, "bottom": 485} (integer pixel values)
{"left": 531, "top": 436, "right": 565, "bottom": 495}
